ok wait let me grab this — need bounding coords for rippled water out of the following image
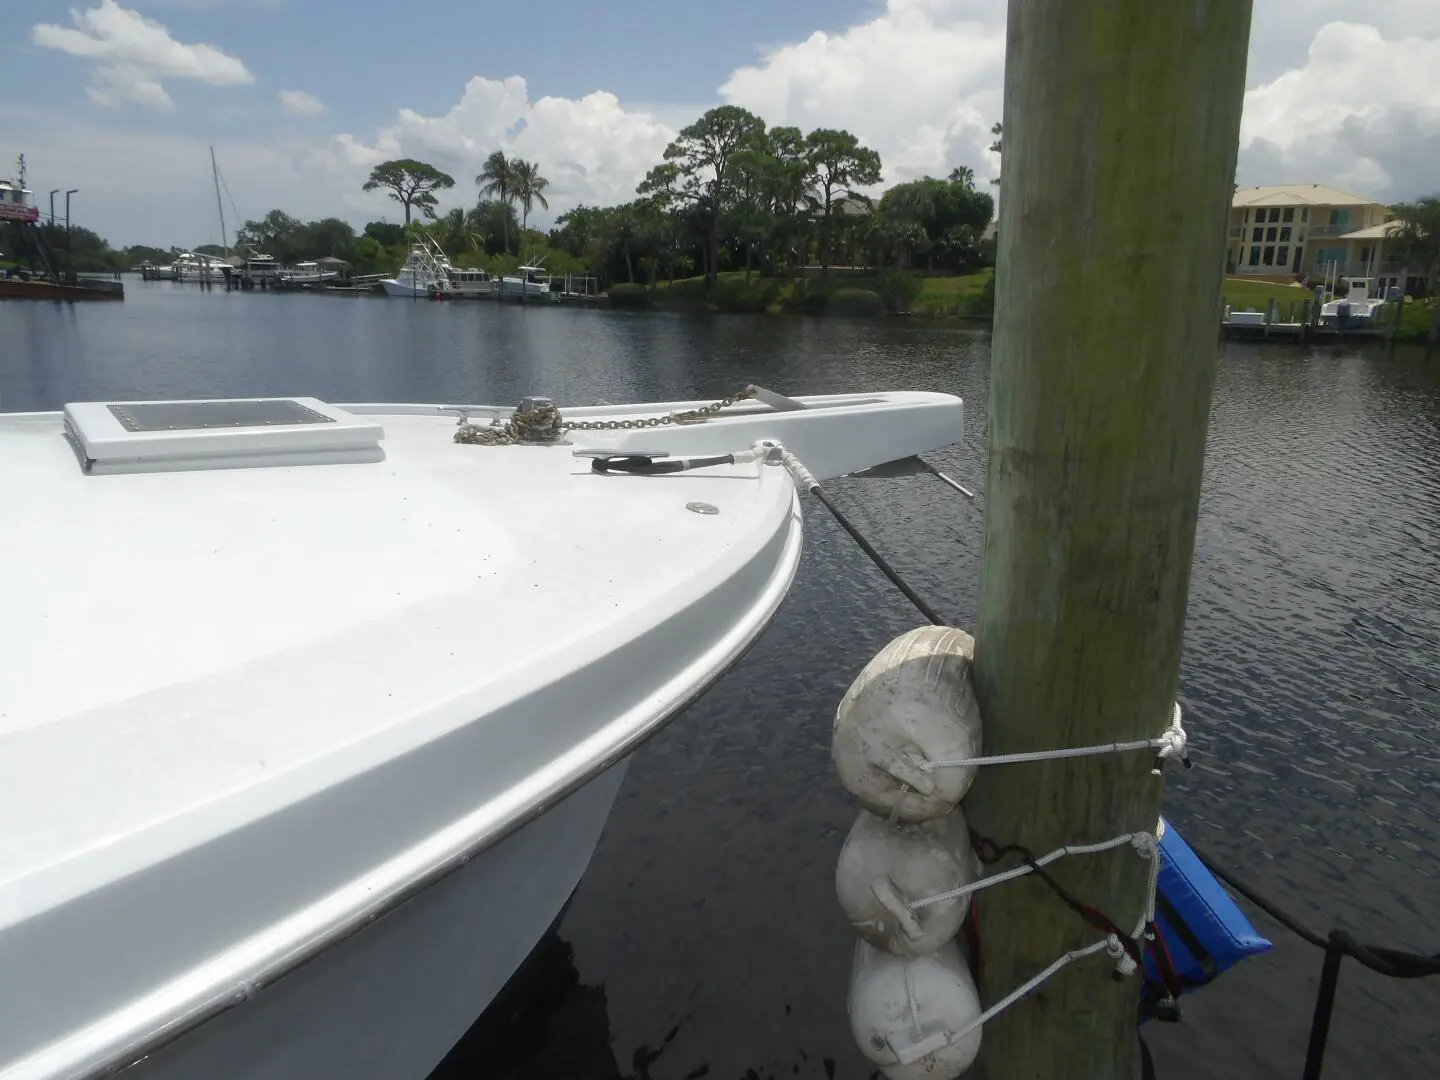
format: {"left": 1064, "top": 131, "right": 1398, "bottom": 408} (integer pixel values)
{"left": 3, "top": 284, "right": 1436, "bottom": 1078}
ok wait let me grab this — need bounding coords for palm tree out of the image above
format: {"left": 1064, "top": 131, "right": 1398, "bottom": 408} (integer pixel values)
{"left": 512, "top": 159, "right": 550, "bottom": 235}
{"left": 475, "top": 151, "right": 516, "bottom": 254}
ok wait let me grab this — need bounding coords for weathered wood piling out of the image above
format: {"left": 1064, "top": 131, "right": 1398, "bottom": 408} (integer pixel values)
{"left": 963, "top": 2, "right": 1252, "bottom": 1077}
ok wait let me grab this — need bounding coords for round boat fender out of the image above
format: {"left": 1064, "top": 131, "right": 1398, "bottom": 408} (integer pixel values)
{"left": 836, "top": 808, "right": 976, "bottom": 956}
{"left": 848, "top": 937, "right": 983, "bottom": 1079}
{"left": 832, "top": 626, "right": 983, "bottom": 822}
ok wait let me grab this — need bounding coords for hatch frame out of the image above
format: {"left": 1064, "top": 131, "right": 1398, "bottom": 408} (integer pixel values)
{"left": 62, "top": 396, "right": 386, "bottom": 475}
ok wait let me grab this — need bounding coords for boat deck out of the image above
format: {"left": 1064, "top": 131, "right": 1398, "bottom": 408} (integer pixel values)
{"left": 0, "top": 391, "right": 962, "bottom": 1080}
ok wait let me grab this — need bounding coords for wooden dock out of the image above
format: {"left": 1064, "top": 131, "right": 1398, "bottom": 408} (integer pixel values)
{"left": 1221, "top": 293, "right": 1391, "bottom": 341}
{"left": 0, "top": 276, "right": 123, "bottom": 301}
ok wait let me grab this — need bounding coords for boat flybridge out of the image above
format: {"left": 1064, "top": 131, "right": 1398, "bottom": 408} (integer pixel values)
{"left": 0, "top": 385, "right": 963, "bottom": 1080}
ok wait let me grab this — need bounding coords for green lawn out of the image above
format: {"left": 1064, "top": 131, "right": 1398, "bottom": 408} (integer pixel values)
{"left": 1221, "top": 277, "right": 1312, "bottom": 315}
{"left": 913, "top": 269, "right": 994, "bottom": 315}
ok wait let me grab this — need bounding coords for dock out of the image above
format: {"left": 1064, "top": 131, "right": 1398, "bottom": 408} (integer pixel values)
{"left": 0, "top": 275, "right": 123, "bottom": 302}
{"left": 1221, "top": 289, "right": 1400, "bottom": 342}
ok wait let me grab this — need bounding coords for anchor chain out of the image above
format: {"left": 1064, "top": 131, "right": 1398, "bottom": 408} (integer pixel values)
{"left": 454, "top": 386, "right": 758, "bottom": 446}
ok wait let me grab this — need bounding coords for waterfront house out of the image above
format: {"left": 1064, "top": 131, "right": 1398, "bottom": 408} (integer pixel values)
{"left": 1227, "top": 184, "right": 1428, "bottom": 296}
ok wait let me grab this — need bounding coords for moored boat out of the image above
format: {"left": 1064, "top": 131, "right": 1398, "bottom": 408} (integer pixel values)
{"left": 380, "top": 240, "right": 453, "bottom": 298}
{"left": 500, "top": 264, "right": 553, "bottom": 302}
{"left": 0, "top": 386, "right": 964, "bottom": 1080}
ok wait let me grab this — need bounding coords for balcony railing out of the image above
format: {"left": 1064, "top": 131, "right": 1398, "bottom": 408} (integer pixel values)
{"left": 1307, "top": 223, "right": 1363, "bottom": 239}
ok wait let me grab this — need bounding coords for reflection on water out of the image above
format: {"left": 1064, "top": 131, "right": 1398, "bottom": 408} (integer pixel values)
{"left": 431, "top": 930, "right": 626, "bottom": 1080}
{"left": 3, "top": 286, "right": 1437, "bottom": 1078}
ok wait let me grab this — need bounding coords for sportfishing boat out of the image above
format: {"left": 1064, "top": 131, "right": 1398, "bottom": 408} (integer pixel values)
{"left": 380, "top": 240, "right": 453, "bottom": 298}
{"left": 0, "top": 386, "right": 964, "bottom": 1080}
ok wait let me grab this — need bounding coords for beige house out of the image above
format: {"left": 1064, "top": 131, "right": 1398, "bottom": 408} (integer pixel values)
{"left": 1227, "top": 184, "right": 1427, "bottom": 295}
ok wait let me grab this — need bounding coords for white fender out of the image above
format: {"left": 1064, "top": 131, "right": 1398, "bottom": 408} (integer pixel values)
{"left": 836, "top": 809, "right": 975, "bottom": 956}
{"left": 832, "top": 626, "right": 983, "bottom": 822}
{"left": 848, "top": 938, "right": 983, "bottom": 1080}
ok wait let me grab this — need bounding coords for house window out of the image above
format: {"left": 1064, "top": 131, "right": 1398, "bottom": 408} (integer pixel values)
{"left": 1277, "top": 245, "right": 1289, "bottom": 264}
{"left": 1250, "top": 245, "right": 1261, "bottom": 265}
{"left": 1293, "top": 246, "right": 1303, "bottom": 273}
{"left": 1302, "top": 208, "right": 1309, "bottom": 222}
{"left": 1267, "top": 227, "right": 1278, "bottom": 241}
{"left": 1263, "top": 246, "right": 1275, "bottom": 265}
{"left": 1280, "top": 227, "right": 1292, "bottom": 242}
{"left": 1360, "top": 246, "right": 1372, "bottom": 263}
{"left": 1328, "top": 208, "right": 1349, "bottom": 226}
{"left": 1253, "top": 227, "right": 1264, "bottom": 242}
{"left": 1283, "top": 207, "right": 1295, "bottom": 222}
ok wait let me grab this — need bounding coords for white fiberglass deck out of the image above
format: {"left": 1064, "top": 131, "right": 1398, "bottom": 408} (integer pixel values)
{"left": 0, "top": 390, "right": 962, "bottom": 1080}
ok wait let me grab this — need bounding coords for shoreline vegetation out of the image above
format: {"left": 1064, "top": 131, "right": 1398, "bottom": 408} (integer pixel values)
{"left": 10, "top": 103, "right": 1433, "bottom": 336}
{"left": 16, "top": 106, "right": 1003, "bottom": 319}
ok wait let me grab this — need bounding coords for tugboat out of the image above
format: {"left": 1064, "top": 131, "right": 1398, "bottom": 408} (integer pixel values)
{"left": 0, "top": 158, "right": 40, "bottom": 225}
{"left": 1, "top": 154, "right": 123, "bottom": 301}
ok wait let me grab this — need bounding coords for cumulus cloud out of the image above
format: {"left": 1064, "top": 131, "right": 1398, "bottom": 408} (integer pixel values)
{"left": 339, "top": 75, "right": 678, "bottom": 222}
{"left": 1236, "top": 22, "right": 1440, "bottom": 200}
{"left": 16, "top": 0, "right": 1440, "bottom": 246}
{"left": 337, "top": 1, "right": 1008, "bottom": 226}
{"left": 279, "top": 89, "right": 326, "bottom": 117}
{"left": 32, "top": 0, "right": 252, "bottom": 109}
{"left": 719, "top": 0, "right": 1004, "bottom": 186}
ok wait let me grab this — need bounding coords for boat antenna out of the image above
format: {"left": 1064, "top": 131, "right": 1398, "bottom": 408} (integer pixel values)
{"left": 210, "top": 146, "right": 228, "bottom": 258}
{"left": 17, "top": 153, "right": 26, "bottom": 188}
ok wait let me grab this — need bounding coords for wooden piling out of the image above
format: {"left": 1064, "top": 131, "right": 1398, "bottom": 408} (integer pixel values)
{"left": 963, "top": 3, "right": 1252, "bottom": 1076}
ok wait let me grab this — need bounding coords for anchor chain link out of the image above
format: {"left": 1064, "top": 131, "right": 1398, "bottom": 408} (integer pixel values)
{"left": 454, "top": 386, "right": 757, "bottom": 446}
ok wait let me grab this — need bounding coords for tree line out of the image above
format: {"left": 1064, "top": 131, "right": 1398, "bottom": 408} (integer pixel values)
{"left": 16, "top": 104, "right": 1434, "bottom": 296}
{"left": 346, "top": 106, "right": 996, "bottom": 290}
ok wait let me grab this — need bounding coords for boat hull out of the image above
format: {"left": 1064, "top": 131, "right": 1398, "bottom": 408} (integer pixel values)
{"left": 124, "top": 760, "right": 629, "bottom": 1080}
{"left": 380, "top": 279, "right": 449, "bottom": 298}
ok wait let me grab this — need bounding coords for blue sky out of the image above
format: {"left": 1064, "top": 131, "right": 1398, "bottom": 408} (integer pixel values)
{"left": 3, "top": 1, "right": 1438, "bottom": 249}
{"left": 6, "top": 0, "right": 875, "bottom": 136}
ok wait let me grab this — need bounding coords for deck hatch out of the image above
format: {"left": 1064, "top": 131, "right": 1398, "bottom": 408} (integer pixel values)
{"left": 108, "top": 399, "right": 335, "bottom": 433}
{"left": 63, "top": 397, "right": 385, "bottom": 476}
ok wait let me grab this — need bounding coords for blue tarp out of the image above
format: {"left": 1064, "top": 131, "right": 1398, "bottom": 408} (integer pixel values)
{"left": 1141, "top": 818, "right": 1272, "bottom": 1017}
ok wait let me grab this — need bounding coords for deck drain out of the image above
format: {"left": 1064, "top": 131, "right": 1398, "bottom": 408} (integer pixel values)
{"left": 686, "top": 501, "right": 719, "bottom": 515}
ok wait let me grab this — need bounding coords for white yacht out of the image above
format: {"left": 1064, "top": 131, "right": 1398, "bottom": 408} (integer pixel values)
{"left": 0, "top": 387, "right": 964, "bottom": 1080}
{"left": 173, "top": 252, "right": 230, "bottom": 282}
{"left": 446, "top": 265, "right": 496, "bottom": 297}
{"left": 241, "top": 254, "right": 280, "bottom": 286}
{"left": 281, "top": 261, "right": 340, "bottom": 286}
{"left": 380, "top": 241, "right": 453, "bottom": 298}
{"left": 500, "top": 264, "right": 553, "bottom": 302}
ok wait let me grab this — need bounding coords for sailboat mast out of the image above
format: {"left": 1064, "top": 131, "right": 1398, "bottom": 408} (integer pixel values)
{"left": 210, "top": 146, "right": 228, "bottom": 257}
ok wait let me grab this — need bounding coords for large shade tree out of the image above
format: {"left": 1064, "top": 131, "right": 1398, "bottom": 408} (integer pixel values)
{"left": 361, "top": 159, "right": 455, "bottom": 224}
{"left": 640, "top": 105, "right": 767, "bottom": 291}
{"left": 805, "top": 128, "right": 882, "bottom": 272}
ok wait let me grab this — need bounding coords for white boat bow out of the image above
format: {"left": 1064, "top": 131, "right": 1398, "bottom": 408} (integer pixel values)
{"left": 0, "top": 389, "right": 962, "bottom": 1080}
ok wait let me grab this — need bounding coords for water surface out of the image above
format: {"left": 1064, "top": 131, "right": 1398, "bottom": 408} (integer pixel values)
{"left": 4, "top": 283, "right": 1436, "bottom": 1078}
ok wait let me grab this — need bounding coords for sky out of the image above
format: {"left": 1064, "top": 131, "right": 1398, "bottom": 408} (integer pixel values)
{"left": 3, "top": 0, "right": 1439, "bottom": 250}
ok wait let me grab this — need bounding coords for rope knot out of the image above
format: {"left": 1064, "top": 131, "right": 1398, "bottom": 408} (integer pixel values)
{"left": 1152, "top": 703, "right": 1190, "bottom": 774}
{"left": 1131, "top": 831, "right": 1160, "bottom": 860}
{"left": 1107, "top": 934, "right": 1139, "bottom": 977}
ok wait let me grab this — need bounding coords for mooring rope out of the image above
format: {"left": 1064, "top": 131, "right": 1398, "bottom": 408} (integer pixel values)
{"left": 775, "top": 443, "right": 1438, "bottom": 1080}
